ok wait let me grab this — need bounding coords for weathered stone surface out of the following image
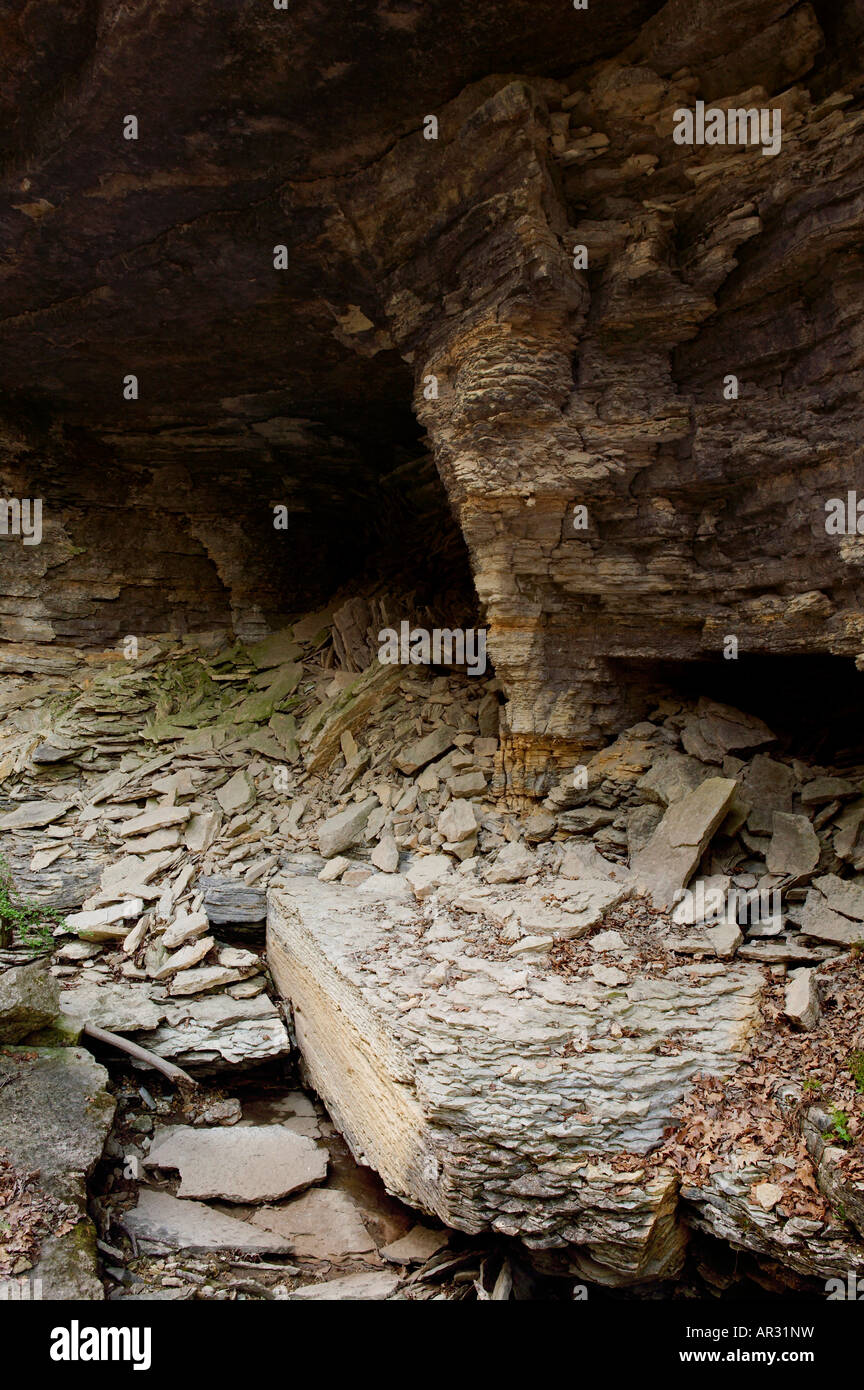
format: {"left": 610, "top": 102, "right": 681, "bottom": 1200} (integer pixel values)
{"left": 800, "top": 888, "right": 864, "bottom": 946}
{"left": 631, "top": 778, "right": 738, "bottom": 909}
{"left": 318, "top": 798, "right": 378, "bottom": 858}
{"left": 405, "top": 855, "right": 454, "bottom": 899}
{"left": 268, "top": 877, "right": 763, "bottom": 1281}
{"left": 200, "top": 876, "right": 267, "bottom": 924}
{"left": 251, "top": 1189, "right": 375, "bottom": 1259}
{"left": 118, "top": 806, "right": 190, "bottom": 837}
{"left": 288, "top": 1270, "right": 401, "bottom": 1301}
{"left": 765, "top": 813, "right": 820, "bottom": 879}
{"left": 140, "top": 992, "right": 291, "bottom": 1072}
{"left": 0, "top": 1046, "right": 114, "bottom": 1298}
{"left": 784, "top": 969, "right": 820, "bottom": 1030}
{"left": 121, "top": 1188, "right": 294, "bottom": 1255}
{"left": 394, "top": 729, "right": 454, "bottom": 775}
{"left": 0, "top": 959, "right": 60, "bottom": 1043}
{"left": 485, "top": 841, "right": 537, "bottom": 884}
{"left": 380, "top": 1224, "right": 449, "bottom": 1265}
{"left": 0, "top": 801, "right": 73, "bottom": 831}
{"left": 144, "top": 1124, "right": 328, "bottom": 1202}
{"left": 438, "top": 800, "right": 478, "bottom": 845}
{"left": 811, "top": 874, "right": 864, "bottom": 922}
{"left": 215, "top": 770, "right": 256, "bottom": 815}
{"left": 60, "top": 979, "right": 168, "bottom": 1033}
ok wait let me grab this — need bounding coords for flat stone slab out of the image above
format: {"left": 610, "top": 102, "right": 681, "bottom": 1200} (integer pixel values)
{"left": 0, "top": 1045, "right": 114, "bottom": 1297}
{"left": 121, "top": 1187, "right": 294, "bottom": 1254}
{"left": 287, "top": 1270, "right": 401, "bottom": 1301}
{"left": 318, "top": 797, "right": 378, "bottom": 858}
{"left": 139, "top": 992, "right": 291, "bottom": 1071}
{"left": 631, "top": 777, "right": 738, "bottom": 909}
{"left": 0, "top": 800, "right": 73, "bottom": 831}
{"left": 144, "top": 1124, "right": 328, "bottom": 1201}
{"left": 766, "top": 813, "right": 820, "bottom": 878}
{"left": 60, "top": 979, "right": 168, "bottom": 1033}
{"left": 800, "top": 887, "right": 864, "bottom": 946}
{"left": 380, "top": 1224, "right": 449, "bottom": 1265}
{"left": 251, "top": 1189, "right": 376, "bottom": 1259}
{"left": 267, "top": 876, "right": 763, "bottom": 1284}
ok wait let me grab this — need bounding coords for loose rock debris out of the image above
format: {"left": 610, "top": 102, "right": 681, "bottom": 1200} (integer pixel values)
{"left": 1, "top": 616, "right": 864, "bottom": 1297}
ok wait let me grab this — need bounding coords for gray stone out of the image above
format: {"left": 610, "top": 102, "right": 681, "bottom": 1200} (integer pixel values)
{"left": 834, "top": 798, "right": 864, "bottom": 863}
{"left": 559, "top": 842, "right": 623, "bottom": 880}
{"left": 405, "top": 854, "right": 454, "bottom": 899}
{"left": 370, "top": 831, "right": 400, "bottom": 873}
{"left": 288, "top": 1270, "right": 401, "bottom": 1300}
{"left": 267, "top": 878, "right": 764, "bottom": 1279}
{"left": 738, "top": 755, "right": 796, "bottom": 834}
{"left": 631, "top": 777, "right": 738, "bottom": 909}
{"left": 60, "top": 979, "right": 168, "bottom": 1033}
{"left": 0, "top": 958, "right": 60, "bottom": 1043}
{"left": 118, "top": 805, "right": 191, "bottom": 837}
{"left": 216, "top": 769, "right": 257, "bottom": 815}
{"left": 380, "top": 1224, "right": 449, "bottom": 1265}
{"left": 626, "top": 803, "right": 664, "bottom": 857}
{"left": 139, "top": 992, "right": 291, "bottom": 1071}
{"left": 784, "top": 969, "right": 820, "bottom": 1030}
{"left": 161, "top": 907, "right": 211, "bottom": 949}
{"left": 251, "top": 1189, "right": 375, "bottom": 1259}
{"left": 393, "top": 728, "right": 454, "bottom": 775}
{"left": 200, "top": 875, "right": 266, "bottom": 923}
{"left": 0, "top": 800, "right": 73, "bottom": 831}
{"left": 121, "top": 1187, "right": 294, "bottom": 1254}
{"left": 800, "top": 776, "right": 856, "bottom": 807}
{"left": 152, "top": 935, "right": 215, "bottom": 978}
{"left": 0, "top": 1045, "right": 114, "bottom": 1297}
{"left": 168, "top": 964, "right": 250, "bottom": 995}
{"left": 144, "top": 1123, "right": 328, "bottom": 1201}
{"left": 811, "top": 873, "right": 864, "bottom": 922}
{"left": 681, "top": 700, "right": 774, "bottom": 762}
{"left": 799, "top": 889, "right": 864, "bottom": 946}
{"left": 437, "top": 799, "right": 478, "bottom": 845}
{"left": 637, "top": 751, "right": 707, "bottom": 806}
{"left": 670, "top": 922, "right": 743, "bottom": 959}
{"left": 447, "top": 770, "right": 487, "bottom": 797}
{"left": 485, "top": 840, "right": 537, "bottom": 883}
{"left": 318, "top": 797, "right": 378, "bottom": 858}
{"left": 765, "top": 813, "right": 820, "bottom": 878}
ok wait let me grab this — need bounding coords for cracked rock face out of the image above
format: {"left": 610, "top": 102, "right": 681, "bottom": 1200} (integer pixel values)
{"left": 267, "top": 876, "right": 764, "bottom": 1283}
{"left": 2, "top": 1, "right": 864, "bottom": 792}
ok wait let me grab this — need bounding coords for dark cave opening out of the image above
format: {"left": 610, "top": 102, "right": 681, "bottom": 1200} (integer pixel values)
{"left": 1, "top": 387, "right": 477, "bottom": 651}
{"left": 613, "top": 653, "right": 864, "bottom": 764}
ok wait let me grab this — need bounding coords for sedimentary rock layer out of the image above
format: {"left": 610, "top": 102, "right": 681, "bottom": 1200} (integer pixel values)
{"left": 267, "top": 875, "right": 764, "bottom": 1283}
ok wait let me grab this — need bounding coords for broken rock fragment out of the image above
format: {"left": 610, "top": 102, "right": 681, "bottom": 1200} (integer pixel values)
{"left": 784, "top": 968, "right": 820, "bottom": 1030}
{"left": 318, "top": 797, "right": 378, "bottom": 858}
{"left": 765, "top": 813, "right": 820, "bottom": 878}
{"left": 144, "top": 1123, "right": 328, "bottom": 1201}
{"left": 121, "top": 1188, "right": 294, "bottom": 1255}
{"left": 631, "top": 777, "right": 738, "bottom": 909}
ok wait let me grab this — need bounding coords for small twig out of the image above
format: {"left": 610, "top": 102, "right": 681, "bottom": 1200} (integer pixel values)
{"left": 82, "top": 1022, "right": 198, "bottom": 1089}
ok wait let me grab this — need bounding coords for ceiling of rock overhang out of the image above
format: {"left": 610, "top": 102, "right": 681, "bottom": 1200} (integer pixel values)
{"left": 0, "top": 0, "right": 655, "bottom": 452}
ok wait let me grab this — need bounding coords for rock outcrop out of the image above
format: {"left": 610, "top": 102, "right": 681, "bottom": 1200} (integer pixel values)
{"left": 1, "top": 1, "right": 864, "bottom": 790}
